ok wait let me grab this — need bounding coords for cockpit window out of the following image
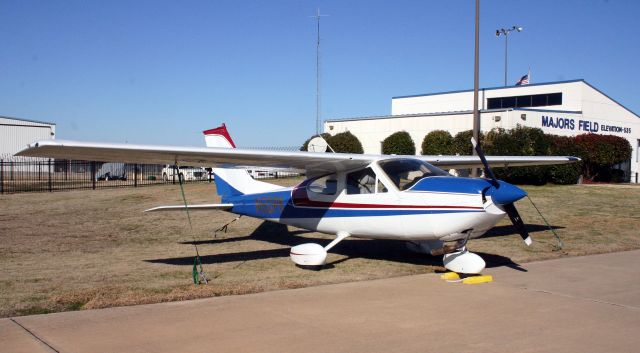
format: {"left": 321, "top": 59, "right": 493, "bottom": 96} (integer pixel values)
{"left": 378, "top": 159, "right": 450, "bottom": 191}
{"left": 308, "top": 174, "right": 338, "bottom": 195}
{"left": 346, "top": 168, "right": 377, "bottom": 194}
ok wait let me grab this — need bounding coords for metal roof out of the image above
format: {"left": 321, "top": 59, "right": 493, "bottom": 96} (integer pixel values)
{"left": 0, "top": 115, "right": 56, "bottom": 126}
{"left": 391, "top": 79, "right": 639, "bottom": 119}
{"left": 391, "top": 79, "right": 586, "bottom": 100}
{"left": 325, "top": 108, "right": 582, "bottom": 123}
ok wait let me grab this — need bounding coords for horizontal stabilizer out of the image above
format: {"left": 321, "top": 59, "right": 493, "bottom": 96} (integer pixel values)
{"left": 144, "top": 203, "right": 233, "bottom": 212}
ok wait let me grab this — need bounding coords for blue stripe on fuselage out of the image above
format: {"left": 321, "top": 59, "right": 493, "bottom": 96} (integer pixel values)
{"left": 224, "top": 190, "right": 483, "bottom": 219}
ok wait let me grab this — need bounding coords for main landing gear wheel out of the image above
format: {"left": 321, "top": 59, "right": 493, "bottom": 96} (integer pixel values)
{"left": 290, "top": 231, "right": 350, "bottom": 269}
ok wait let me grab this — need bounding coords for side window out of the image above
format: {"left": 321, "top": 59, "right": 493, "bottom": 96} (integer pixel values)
{"left": 347, "top": 168, "right": 376, "bottom": 195}
{"left": 308, "top": 174, "right": 338, "bottom": 195}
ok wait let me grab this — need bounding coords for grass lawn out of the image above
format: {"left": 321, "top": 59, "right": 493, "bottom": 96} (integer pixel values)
{"left": 1, "top": 179, "right": 639, "bottom": 317}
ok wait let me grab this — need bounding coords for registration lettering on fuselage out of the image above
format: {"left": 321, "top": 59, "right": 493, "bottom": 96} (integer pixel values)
{"left": 255, "top": 196, "right": 285, "bottom": 215}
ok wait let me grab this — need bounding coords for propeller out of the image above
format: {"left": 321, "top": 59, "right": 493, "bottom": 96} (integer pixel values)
{"left": 471, "top": 138, "right": 532, "bottom": 246}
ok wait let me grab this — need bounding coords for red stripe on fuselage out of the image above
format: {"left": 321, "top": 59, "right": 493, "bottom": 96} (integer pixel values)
{"left": 291, "top": 184, "right": 482, "bottom": 210}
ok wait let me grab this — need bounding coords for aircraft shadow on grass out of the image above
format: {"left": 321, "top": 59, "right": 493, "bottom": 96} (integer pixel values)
{"left": 146, "top": 220, "right": 560, "bottom": 272}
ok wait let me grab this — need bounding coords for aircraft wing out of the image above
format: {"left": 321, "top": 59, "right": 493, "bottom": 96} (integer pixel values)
{"left": 16, "top": 139, "right": 374, "bottom": 175}
{"left": 16, "top": 139, "right": 579, "bottom": 176}
{"left": 418, "top": 155, "right": 581, "bottom": 169}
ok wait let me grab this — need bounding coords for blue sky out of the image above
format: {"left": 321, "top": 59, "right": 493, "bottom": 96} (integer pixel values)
{"left": 0, "top": 0, "right": 638, "bottom": 147}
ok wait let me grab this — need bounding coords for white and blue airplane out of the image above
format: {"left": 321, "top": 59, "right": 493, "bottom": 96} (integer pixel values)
{"left": 17, "top": 124, "right": 579, "bottom": 274}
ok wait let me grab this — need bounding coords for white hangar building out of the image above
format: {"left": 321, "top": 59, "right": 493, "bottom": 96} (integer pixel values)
{"left": 324, "top": 79, "right": 640, "bottom": 182}
{"left": 1, "top": 116, "right": 56, "bottom": 159}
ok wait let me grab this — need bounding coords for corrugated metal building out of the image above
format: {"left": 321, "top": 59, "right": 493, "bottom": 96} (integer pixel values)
{"left": 0, "top": 116, "right": 56, "bottom": 159}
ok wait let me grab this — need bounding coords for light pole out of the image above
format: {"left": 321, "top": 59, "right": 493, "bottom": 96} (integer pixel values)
{"left": 471, "top": 0, "right": 480, "bottom": 177}
{"left": 496, "top": 26, "right": 523, "bottom": 86}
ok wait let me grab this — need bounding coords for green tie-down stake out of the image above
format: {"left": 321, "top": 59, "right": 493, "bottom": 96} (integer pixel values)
{"left": 192, "top": 257, "right": 199, "bottom": 284}
{"left": 192, "top": 256, "right": 208, "bottom": 285}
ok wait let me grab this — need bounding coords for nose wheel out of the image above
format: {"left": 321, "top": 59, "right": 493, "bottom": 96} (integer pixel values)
{"left": 442, "top": 231, "right": 486, "bottom": 274}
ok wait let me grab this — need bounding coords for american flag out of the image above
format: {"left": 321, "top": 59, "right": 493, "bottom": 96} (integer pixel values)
{"left": 515, "top": 74, "right": 529, "bottom": 86}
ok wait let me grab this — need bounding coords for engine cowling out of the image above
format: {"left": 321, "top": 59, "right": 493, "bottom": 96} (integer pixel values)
{"left": 290, "top": 243, "right": 327, "bottom": 266}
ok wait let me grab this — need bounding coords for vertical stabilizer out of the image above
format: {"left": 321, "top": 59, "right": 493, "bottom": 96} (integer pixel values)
{"left": 203, "top": 124, "right": 280, "bottom": 198}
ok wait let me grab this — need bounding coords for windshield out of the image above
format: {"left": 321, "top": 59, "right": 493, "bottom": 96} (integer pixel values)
{"left": 378, "top": 159, "right": 450, "bottom": 191}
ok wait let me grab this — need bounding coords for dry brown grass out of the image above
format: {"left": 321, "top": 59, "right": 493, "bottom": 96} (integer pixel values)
{"left": 1, "top": 179, "right": 639, "bottom": 317}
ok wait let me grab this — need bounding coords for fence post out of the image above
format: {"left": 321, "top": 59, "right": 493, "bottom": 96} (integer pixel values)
{"left": 134, "top": 164, "right": 138, "bottom": 187}
{"left": 0, "top": 159, "right": 3, "bottom": 194}
{"left": 48, "top": 159, "right": 53, "bottom": 192}
{"left": 172, "top": 165, "right": 176, "bottom": 185}
{"left": 91, "top": 161, "right": 96, "bottom": 190}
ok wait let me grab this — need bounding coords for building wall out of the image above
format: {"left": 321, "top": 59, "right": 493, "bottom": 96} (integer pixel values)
{"left": 327, "top": 80, "right": 640, "bottom": 182}
{"left": 0, "top": 117, "right": 56, "bottom": 158}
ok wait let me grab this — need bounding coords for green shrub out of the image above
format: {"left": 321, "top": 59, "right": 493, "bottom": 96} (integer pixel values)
{"left": 451, "top": 130, "right": 476, "bottom": 155}
{"left": 574, "top": 133, "right": 632, "bottom": 182}
{"left": 421, "top": 130, "right": 453, "bottom": 155}
{"left": 547, "top": 135, "right": 582, "bottom": 184}
{"left": 483, "top": 126, "right": 550, "bottom": 185}
{"left": 382, "top": 131, "right": 416, "bottom": 155}
{"left": 327, "top": 131, "right": 364, "bottom": 154}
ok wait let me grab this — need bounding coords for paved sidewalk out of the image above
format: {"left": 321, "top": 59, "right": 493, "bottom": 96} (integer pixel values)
{"left": 3, "top": 250, "right": 640, "bottom": 353}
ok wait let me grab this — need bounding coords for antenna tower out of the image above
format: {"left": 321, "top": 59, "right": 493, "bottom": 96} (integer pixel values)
{"left": 312, "top": 8, "right": 328, "bottom": 135}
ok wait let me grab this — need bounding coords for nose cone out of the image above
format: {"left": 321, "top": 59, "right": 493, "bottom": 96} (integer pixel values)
{"left": 487, "top": 181, "right": 527, "bottom": 205}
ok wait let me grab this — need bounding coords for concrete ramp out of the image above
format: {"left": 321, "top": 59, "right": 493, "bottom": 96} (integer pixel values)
{"left": 4, "top": 250, "right": 640, "bottom": 353}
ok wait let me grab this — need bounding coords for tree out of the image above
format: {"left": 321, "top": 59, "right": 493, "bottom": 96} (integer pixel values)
{"left": 327, "top": 131, "right": 364, "bottom": 154}
{"left": 381, "top": 131, "right": 416, "bottom": 155}
{"left": 421, "top": 130, "right": 453, "bottom": 155}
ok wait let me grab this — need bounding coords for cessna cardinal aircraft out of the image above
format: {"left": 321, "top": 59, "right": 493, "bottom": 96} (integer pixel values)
{"left": 17, "top": 124, "right": 579, "bottom": 274}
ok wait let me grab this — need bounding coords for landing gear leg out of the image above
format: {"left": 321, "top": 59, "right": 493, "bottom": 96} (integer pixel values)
{"left": 324, "top": 231, "right": 350, "bottom": 252}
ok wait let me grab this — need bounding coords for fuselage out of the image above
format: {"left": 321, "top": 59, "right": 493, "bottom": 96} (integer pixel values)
{"left": 221, "top": 159, "right": 511, "bottom": 242}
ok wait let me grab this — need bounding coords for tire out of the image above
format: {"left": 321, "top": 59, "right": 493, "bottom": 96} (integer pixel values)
{"left": 162, "top": 173, "right": 168, "bottom": 181}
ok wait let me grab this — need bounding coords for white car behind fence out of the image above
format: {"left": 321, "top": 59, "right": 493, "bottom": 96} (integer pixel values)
{"left": 162, "top": 165, "right": 208, "bottom": 181}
